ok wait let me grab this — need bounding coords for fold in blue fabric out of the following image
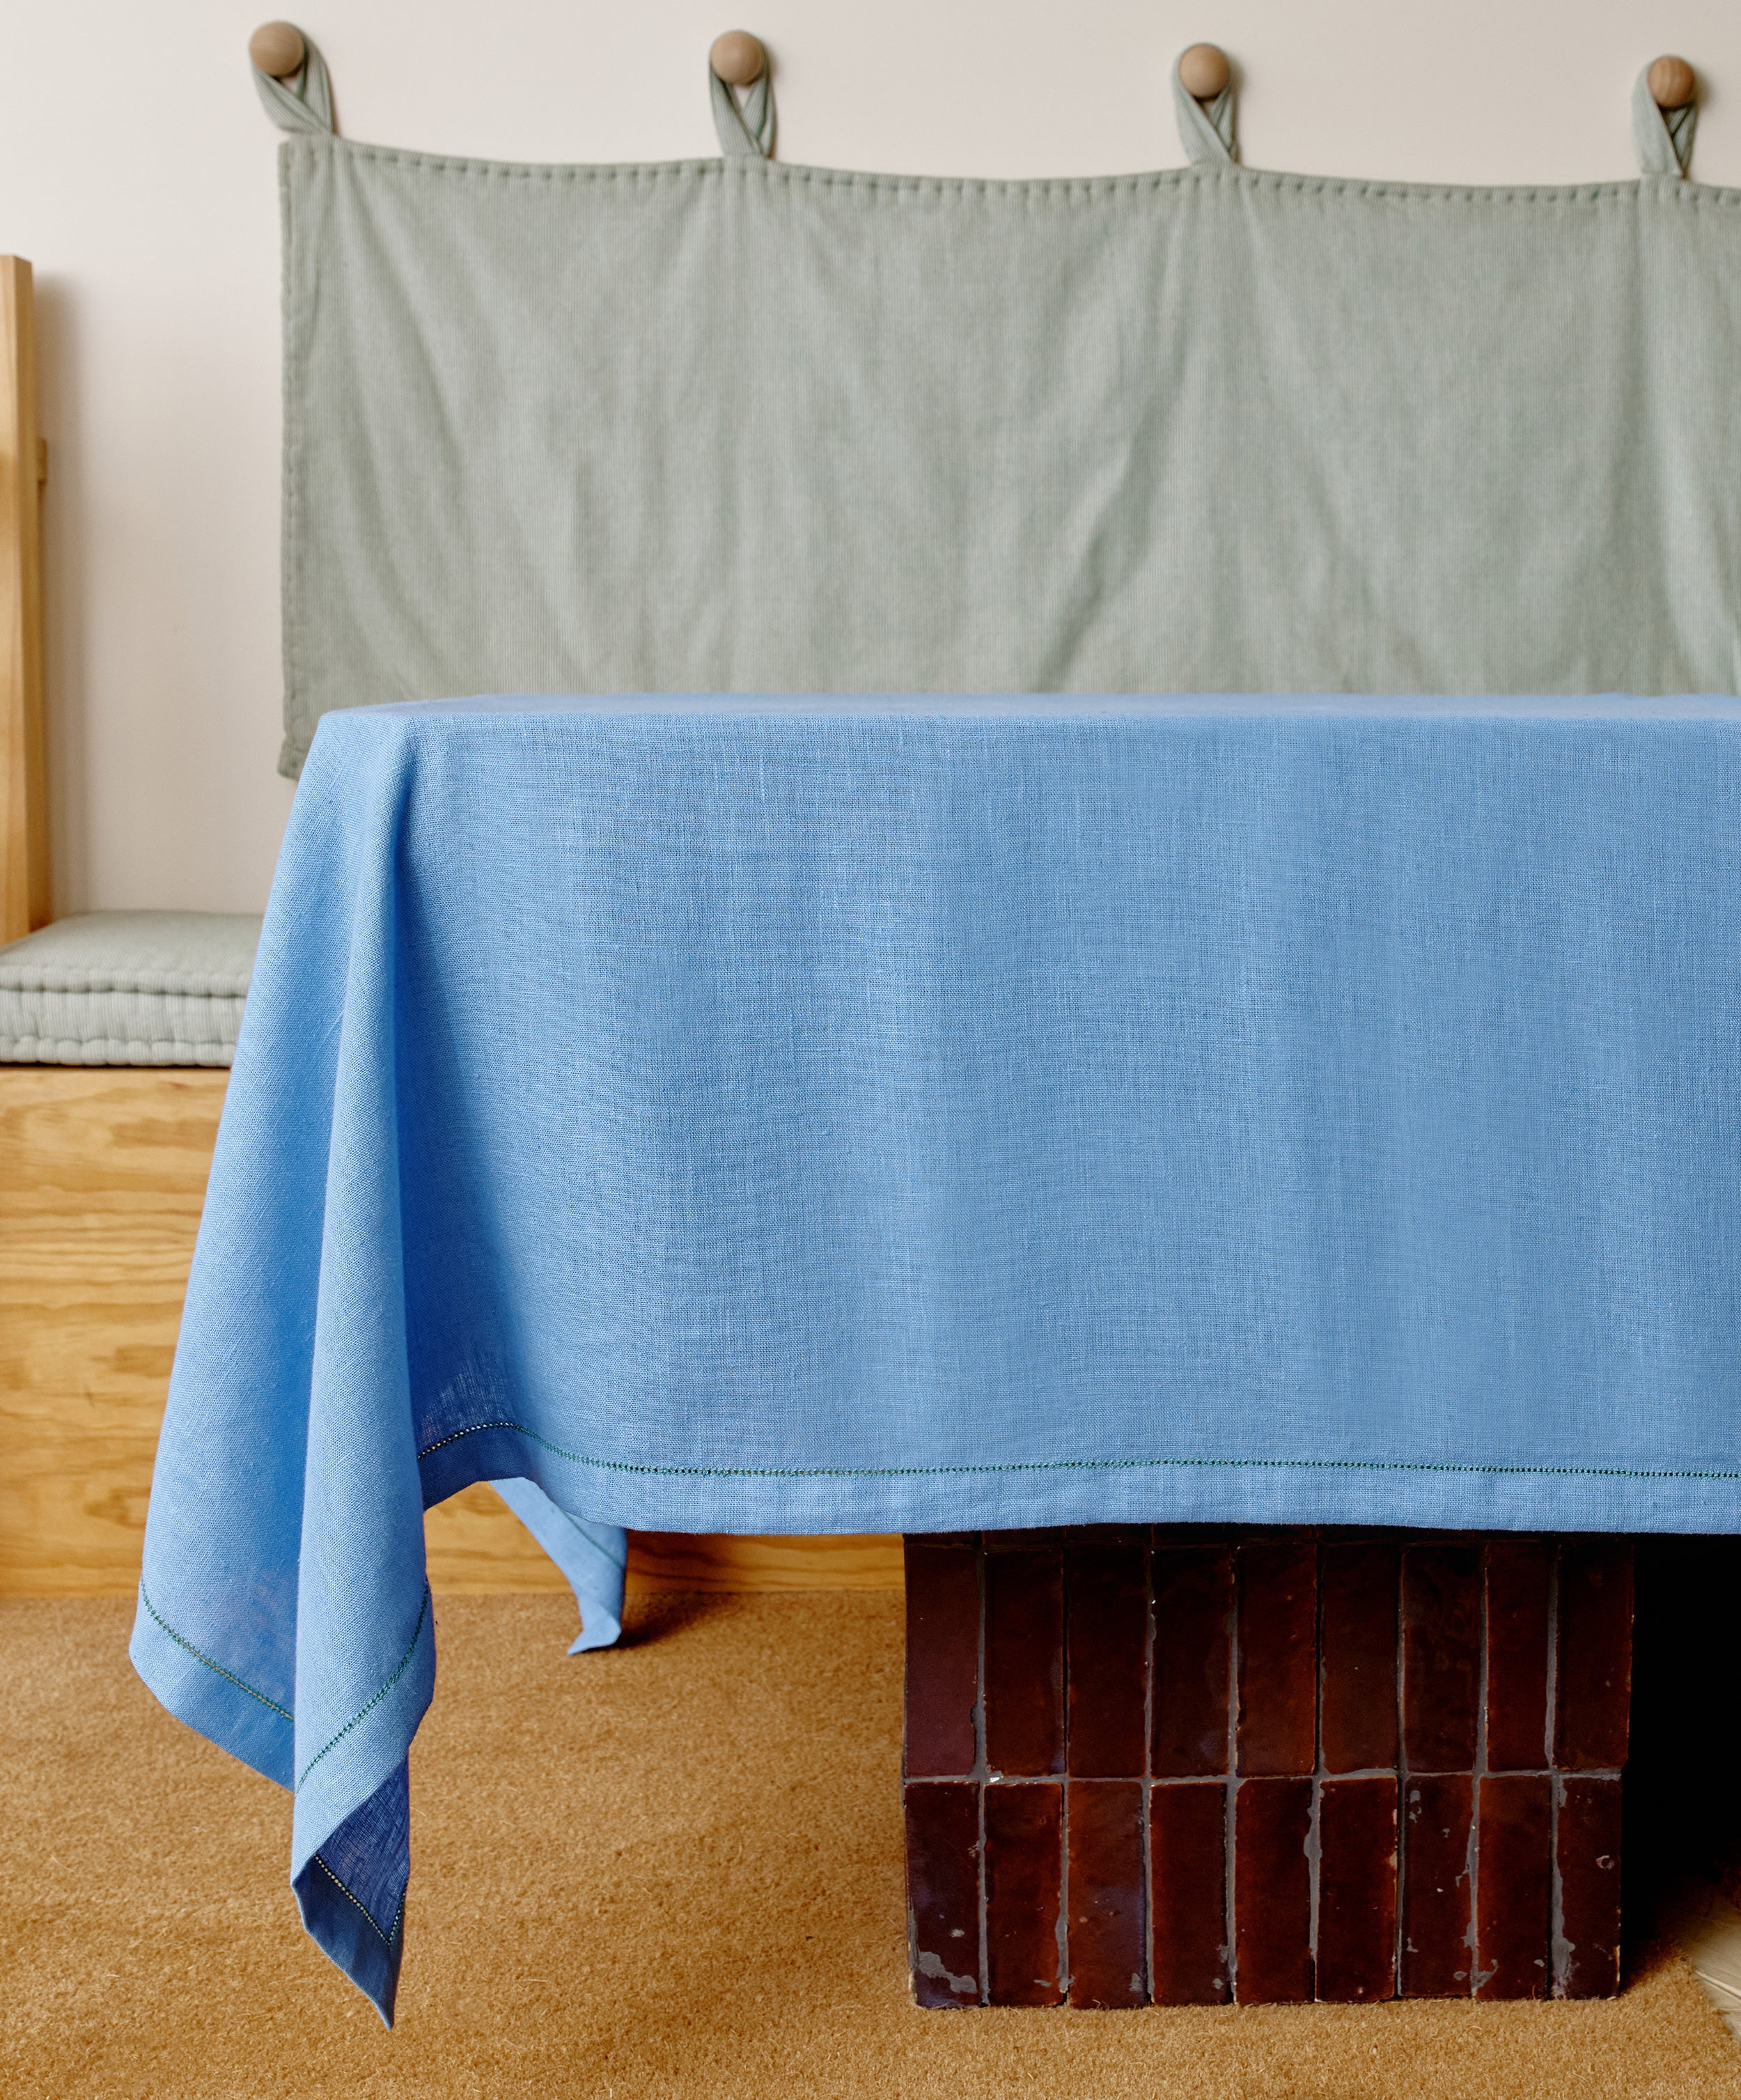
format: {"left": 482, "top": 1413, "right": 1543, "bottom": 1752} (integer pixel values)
{"left": 489, "top": 1481, "right": 626, "bottom": 1652}
{"left": 132, "top": 694, "right": 1741, "bottom": 2017}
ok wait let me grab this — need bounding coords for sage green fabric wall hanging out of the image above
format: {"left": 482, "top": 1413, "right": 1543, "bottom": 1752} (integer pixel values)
{"left": 258, "top": 41, "right": 1741, "bottom": 777}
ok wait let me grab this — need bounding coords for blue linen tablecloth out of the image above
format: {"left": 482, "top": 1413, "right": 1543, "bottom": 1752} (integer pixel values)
{"left": 134, "top": 694, "right": 1741, "bottom": 2018}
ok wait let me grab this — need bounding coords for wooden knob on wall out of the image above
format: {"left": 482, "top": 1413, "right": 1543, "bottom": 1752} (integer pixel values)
{"left": 710, "top": 31, "right": 766, "bottom": 87}
{"left": 1178, "top": 42, "right": 1231, "bottom": 101}
{"left": 249, "top": 21, "right": 306, "bottom": 79}
{"left": 1648, "top": 54, "right": 1696, "bottom": 109}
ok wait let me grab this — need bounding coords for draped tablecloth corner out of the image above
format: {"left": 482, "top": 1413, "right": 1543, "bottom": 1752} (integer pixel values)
{"left": 488, "top": 1481, "right": 627, "bottom": 1652}
{"left": 129, "top": 1481, "right": 622, "bottom": 2021}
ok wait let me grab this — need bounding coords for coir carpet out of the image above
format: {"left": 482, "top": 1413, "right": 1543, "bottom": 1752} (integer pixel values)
{"left": 4, "top": 1590, "right": 1740, "bottom": 2099}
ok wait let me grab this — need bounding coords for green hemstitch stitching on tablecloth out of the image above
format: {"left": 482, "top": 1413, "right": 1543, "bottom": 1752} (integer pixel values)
{"left": 415, "top": 1420, "right": 1741, "bottom": 1484}
{"left": 311, "top": 1853, "right": 403, "bottom": 1948}
{"left": 137, "top": 1582, "right": 292, "bottom": 1721}
{"left": 295, "top": 1587, "right": 430, "bottom": 1791}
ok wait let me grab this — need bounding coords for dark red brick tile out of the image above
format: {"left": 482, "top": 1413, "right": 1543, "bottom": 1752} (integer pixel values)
{"left": 1321, "top": 1541, "right": 1398, "bottom": 1774}
{"left": 1066, "top": 1542, "right": 1148, "bottom": 1779}
{"left": 1400, "top": 1774, "right": 1473, "bottom": 1996}
{"left": 1066, "top": 1780, "right": 1146, "bottom": 2007}
{"left": 1485, "top": 1540, "right": 1552, "bottom": 1772}
{"left": 1554, "top": 1541, "right": 1634, "bottom": 1773}
{"left": 983, "top": 1782, "right": 1064, "bottom": 2005}
{"left": 1151, "top": 1781, "right": 1231, "bottom": 2005}
{"left": 1153, "top": 1548, "right": 1233, "bottom": 1778}
{"left": 1238, "top": 1540, "right": 1318, "bottom": 1777}
{"left": 904, "top": 1541, "right": 981, "bottom": 1780}
{"left": 984, "top": 1548, "right": 1064, "bottom": 1777}
{"left": 1318, "top": 1776, "right": 1398, "bottom": 2002}
{"left": 904, "top": 1781, "right": 982, "bottom": 2007}
{"left": 1556, "top": 1775, "right": 1623, "bottom": 1998}
{"left": 1476, "top": 1774, "right": 1552, "bottom": 1998}
{"left": 1402, "top": 1546, "right": 1481, "bottom": 1773}
{"left": 1233, "top": 1775, "right": 1313, "bottom": 2003}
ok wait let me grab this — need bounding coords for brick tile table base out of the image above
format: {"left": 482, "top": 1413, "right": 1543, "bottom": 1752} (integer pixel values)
{"left": 903, "top": 1529, "right": 1632, "bottom": 2008}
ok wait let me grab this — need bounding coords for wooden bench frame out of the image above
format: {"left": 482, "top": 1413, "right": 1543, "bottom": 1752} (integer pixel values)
{"left": 1, "top": 255, "right": 48, "bottom": 946}
{"left": 0, "top": 256, "right": 898, "bottom": 1601}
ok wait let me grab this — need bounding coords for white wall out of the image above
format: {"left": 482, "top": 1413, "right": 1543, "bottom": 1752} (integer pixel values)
{"left": 3, "top": 1, "right": 1737, "bottom": 913}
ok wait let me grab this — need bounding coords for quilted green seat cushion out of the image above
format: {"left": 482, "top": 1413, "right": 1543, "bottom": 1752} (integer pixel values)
{"left": 0, "top": 911, "right": 260, "bottom": 1066}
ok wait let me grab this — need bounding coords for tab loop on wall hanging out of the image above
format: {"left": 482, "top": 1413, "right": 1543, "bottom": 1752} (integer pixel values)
{"left": 1634, "top": 56, "right": 1697, "bottom": 178}
{"left": 249, "top": 21, "right": 334, "bottom": 135}
{"left": 1173, "top": 44, "right": 1236, "bottom": 165}
{"left": 710, "top": 31, "right": 775, "bottom": 159}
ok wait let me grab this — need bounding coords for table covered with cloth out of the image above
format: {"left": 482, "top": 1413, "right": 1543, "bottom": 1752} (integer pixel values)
{"left": 133, "top": 694, "right": 1741, "bottom": 2019}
